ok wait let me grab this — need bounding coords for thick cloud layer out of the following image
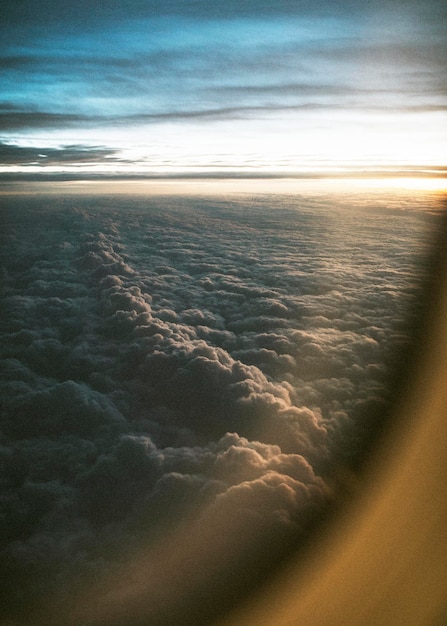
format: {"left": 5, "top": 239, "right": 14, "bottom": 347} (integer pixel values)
{"left": 0, "top": 192, "right": 441, "bottom": 623}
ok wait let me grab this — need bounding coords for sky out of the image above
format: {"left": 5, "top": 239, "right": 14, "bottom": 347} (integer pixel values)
{"left": 1, "top": 0, "right": 446, "bottom": 179}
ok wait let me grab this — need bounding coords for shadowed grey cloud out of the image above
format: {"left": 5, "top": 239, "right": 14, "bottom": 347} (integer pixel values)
{"left": 0, "top": 111, "right": 94, "bottom": 132}
{"left": 0, "top": 142, "right": 119, "bottom": 165}
{"left": 0, "top": 192, "right": 440, "bottom": 623}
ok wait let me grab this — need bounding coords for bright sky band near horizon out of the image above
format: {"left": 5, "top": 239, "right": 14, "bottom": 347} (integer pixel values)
{"left": 1, "top": 0, "right": 446, "bottom": 181}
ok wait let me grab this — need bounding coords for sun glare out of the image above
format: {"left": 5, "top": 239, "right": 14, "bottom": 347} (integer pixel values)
{"left": 349, "top": 177, "right": 447, "bottom": 192}
{"left": 2, "top": 176, "right": 446, "bottom": 197}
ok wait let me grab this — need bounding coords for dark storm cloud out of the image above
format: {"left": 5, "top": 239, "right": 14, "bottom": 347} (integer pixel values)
{"left": 0, "top": 192, "right": 439, "bottom": 623}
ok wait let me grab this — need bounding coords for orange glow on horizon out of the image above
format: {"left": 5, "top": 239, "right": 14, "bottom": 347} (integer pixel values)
{"left": 1, "top": 176, "right": 446, "bottom": 196}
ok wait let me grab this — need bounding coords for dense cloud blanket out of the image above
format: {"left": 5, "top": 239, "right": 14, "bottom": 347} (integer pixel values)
{"left": 0, "top": 192, "right": 438, "bottom": 623}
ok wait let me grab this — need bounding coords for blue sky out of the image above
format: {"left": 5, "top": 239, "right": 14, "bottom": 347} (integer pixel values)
{"left": 1, "top": 0, "right": 446, "bottom": 178}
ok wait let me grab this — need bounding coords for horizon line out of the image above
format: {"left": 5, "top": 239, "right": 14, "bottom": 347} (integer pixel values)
{"left": 1, "top": 168, "right": 447, "bottom": 184}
